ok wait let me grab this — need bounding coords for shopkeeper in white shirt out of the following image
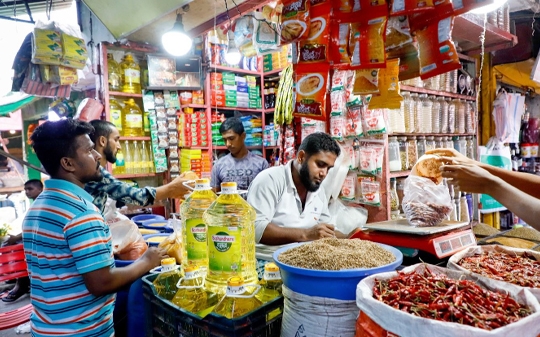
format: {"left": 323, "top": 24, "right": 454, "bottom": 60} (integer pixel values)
{"left": 247, "top": 132, "right": 347, "bottom": 262}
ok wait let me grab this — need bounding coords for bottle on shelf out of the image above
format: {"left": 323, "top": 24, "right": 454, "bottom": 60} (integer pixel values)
{"left": 431, "top": 96, "right": 441, "bottom": 134}
{"left": 407, "top": 137, "right": 418, "bottom": 169}
{"left": 132, "top": 141, "right": 142, "bottom": 174}
{"left": 388, "top": 136, "right": 402, "bottom": 172}
{"left": 417, "top": 136, "right": 427, "bottom": 158}
{"left": 420, "top": 94, "right": 432, "bottom": 133}
{"left": 426, "top": 136, "right": 436, "bottom": 151}
{"left": 124, "top": 140, "right": 133, "bottom": 174}
{"left": 113, "top": 149, "right": 125, "bottom": 175}
{"left": 109, "top": 98, "right": 123, "bottom": 134}
{"left": 264, "top": 82, "right": 271, "bottom": 110}
{"left": 456, "top": 99, "right": 466, "bottom": 134}
{"left": 122, "top": 98, "right": 144, "bottom": 137}
{"left": 439, "top": 97, "right": 449, "bottom": 134}
{"left": 410, "top": 93, "right": 420, "bottom": 133}
{"left": 143, "top": 111, "right": 151, "bottom": 137}
{"left": 466, "top": 136, "right": 475, "bottom": 159}
{"left": 390, "top": 178, "right": 400, "bottom": 220}
{"left": 511, "top": 149, "right": 518, "bottom": 171}
{"left": 403, "top": 92, "right": 414, "bottom": 133}
{"left": 107, "top": 53, "right": 122, "bottom": 91}
{"left": 141, "top": 141, "right": 150, "bottom": 173}
{"left": 448, "top": 99, "right": 457, "bottom": 134}
{"left": 120, "top": 53, "right": 141, "bottom": 94}
{"left": 398, "top": 137, "right": 409, "bottom": 171}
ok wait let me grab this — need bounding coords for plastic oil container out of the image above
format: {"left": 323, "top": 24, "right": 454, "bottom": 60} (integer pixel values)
{"left": 172, "top": 266, "right": 218, "bottom": 315}
{"left": 203, "top": 182, "right": 258, "bottom": 295}
{"left": 107, "top": 53, "right": 122, "bottom": 91}
{"left": 122, "top": 98, "right": 143, "bottom": 137}
{"left": 109, "top": 98, "right": 123, "bottom": 133}
{"left": 120, "top": 53, "right": 141, "bottom": 94}
{"left": 255, "top": 262, "right": 282, "bottom": 303}
{"left": 180, "top": 178, "right": 217, "bottom": 273}
{"left": 152, "top": 258, "right": 181, "bottom": 301}
{"left": 213, "top": 276, "right": 263, "bottom": 319}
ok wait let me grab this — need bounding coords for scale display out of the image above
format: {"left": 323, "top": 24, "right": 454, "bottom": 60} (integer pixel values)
{"left": 433, "top": 230, "right": 476, "bottom": 258}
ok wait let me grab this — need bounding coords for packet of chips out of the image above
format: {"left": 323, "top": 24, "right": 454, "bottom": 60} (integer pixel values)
{"left": 390, "top": 0, "right": 434, "bottom": 16}
{"left": 333, "top": 0, "right": 387, "bottom": 14}
{"left": 280, "top": 0, "right": 311, "bottom": 44}
{"left": 353, "top": 69, "right": 380, "bottom": 95}
{"left": 294, "top": 63, "right": 330, "bottom": 120}
{"left": 385, "top": 16, "right": 413, "bottom": 51}
{"left": 348, "top": 14, "right": 387, "bottom": 69}
{"left": 298, "top": 3, "right": 331, "bottom": 63}
{"left": 369, "top": 58, "right": 403, "bottom": 109}
{"left": 330, "top": 22, "right": 351, "bottom": 64}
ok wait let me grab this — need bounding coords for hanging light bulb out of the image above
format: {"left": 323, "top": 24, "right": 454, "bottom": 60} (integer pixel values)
{"left": 225, "top": 31, "right": 242, "bottom": 65}
{"left": 469, "top": 0, "right": 507, "bottom": 14}
{"left": 162, "top": 13, "right": 193, "bottom": 56}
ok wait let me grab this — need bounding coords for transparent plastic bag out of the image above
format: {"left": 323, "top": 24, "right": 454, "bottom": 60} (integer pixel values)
{"left": 402, "top": 176, "right": 452, "bottom": 227}
{"left": 158, "top": 215, "right": 182, "bottom": 264}
{"left": 109, "top": 220, "right": 148, "bottom": 260}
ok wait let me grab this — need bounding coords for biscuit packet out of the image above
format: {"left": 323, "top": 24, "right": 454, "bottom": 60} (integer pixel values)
{"left": 298, "top": 3, "right": 331, "bottom": 63}
{"left": 330, "top": 22, "right": 351, "bottom": 64}
{"left": 279, "top": 0, "right": 311, "bottom": 44}
{"left": 348, "top": 14, "right": 387, "bottom": 69}
{"left": 385, "top": 16, "right": 413, "bottom": 51}
{"left": 368, "top": 58, "right": 403, "bottom": 109}
{"left": 353, "top": 69, "right": 380, "bottom": 95}
{"left": 294, "top": 63, "right": 330, "bottom": 120}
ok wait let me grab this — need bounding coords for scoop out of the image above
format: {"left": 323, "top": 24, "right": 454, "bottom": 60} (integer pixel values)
{"left": 411, "top": 154, "right": 444, "bottom": 185}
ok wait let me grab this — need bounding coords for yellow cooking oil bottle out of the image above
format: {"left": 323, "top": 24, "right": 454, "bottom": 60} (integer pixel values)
{"left": 120, "top": 53, "right": 141, "bottom": 93}
{"left": 172, "top": 266, "right": 218, "bottom": 315}
{"left": 213, "top": 276, "right": 263, "bottom": 319}
{"left": 122, "top": 98, "right": 144, "bottom": 137}
{"left": 180, "top": 178, "right": 217, "bottom": 274}
{"left": 109, "top": 98, "right": 123, "bottom": 134}
{"left": 255, "top": 262, "right": 282, "bottom": 303}
{"left": 202, "top": 182, "right": 258, "bottom": 295}
{"left": 152, "top": 257, "right": 181, "bottom": 301}
{"left": 107, "top": 53, "right": 122, "bottom": 91}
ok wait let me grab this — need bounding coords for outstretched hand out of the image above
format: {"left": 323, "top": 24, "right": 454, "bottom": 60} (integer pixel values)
{"left": 441, "top": 163, "right": 498, "bottom": 194}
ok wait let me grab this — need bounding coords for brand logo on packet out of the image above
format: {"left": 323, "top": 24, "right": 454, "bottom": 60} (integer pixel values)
{"left": 212, "top": 231, "right": 235, "bottom": 252}
{"left": 191, "top": 224, "right": 206, "bottom": 242}
{"left": 284, "top": 0, "right": 305, "bottom": 16}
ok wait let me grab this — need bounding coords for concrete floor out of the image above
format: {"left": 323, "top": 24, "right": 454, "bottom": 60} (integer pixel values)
{"left": 0, "top": 283, "right": 31, "bottom": 336}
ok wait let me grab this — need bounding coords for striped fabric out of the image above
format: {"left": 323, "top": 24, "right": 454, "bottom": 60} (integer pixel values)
{"left": 85, "top": 166, "right": 157, "bottom": 214}
{"left": 22, "top": 179, "right": 115, "bottom": 337}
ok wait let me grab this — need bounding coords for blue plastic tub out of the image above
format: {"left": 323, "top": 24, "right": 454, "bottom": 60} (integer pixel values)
{"left": 141, "top": 219, "right": 172, "bottom": 232}
{"left": 273, "top": 242, "right": 403, "bottom": 300}
{"left": 132, "top": 214, "right": 165, "bottom": 227}
{"left": 143, "top": 233, "right": 170, "bottom": 247}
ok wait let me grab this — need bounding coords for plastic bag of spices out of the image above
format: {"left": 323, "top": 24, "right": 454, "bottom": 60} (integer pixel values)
{"left": 279, "top": 0, "right": 311, "bottom": 44}
{"left": 294, "top": 63, "right": 330, "bottom": 120}
{"left": 298, "top": 3, "right": 331, "bottom": 63}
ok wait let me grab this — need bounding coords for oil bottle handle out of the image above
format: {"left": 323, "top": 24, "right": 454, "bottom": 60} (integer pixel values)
{"left": 176, "top": 275, "right": 205, "bottom": 289}
{"left": 149, "top": 264, "right": 180, "bottom": 274}
{"left": 182, "top": 180, "right": 196, "bottom": 191}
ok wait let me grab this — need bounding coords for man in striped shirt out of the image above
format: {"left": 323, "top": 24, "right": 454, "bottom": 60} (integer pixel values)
{"left": 22, "top": 119, "right": 166, "bottom": 336}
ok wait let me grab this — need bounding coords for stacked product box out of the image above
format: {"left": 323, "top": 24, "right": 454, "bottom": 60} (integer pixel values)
{"left": 242, "top": 116, "right": 263, "bottom": 146}
{"left": 201, "top": 152, "right": 212, "bottom": 178}
{"left": 210, "top": 71, "right": 261, "bottom": 109}
{"left": 180, "top": 149, "right": 202, "bottom": 177}
{"left": 262, "top": 45, "right": 291, "bottom": 72}
{"left": 263, "top": 122, "right": 279, "bottom": 146}
{"left": 178, "top": 108, "right": 209, "bottom": 148}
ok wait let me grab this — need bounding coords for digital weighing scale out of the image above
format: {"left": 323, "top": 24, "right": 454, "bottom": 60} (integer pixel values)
{"left": 351, "top": 219, "right": 476, "bottom": 259}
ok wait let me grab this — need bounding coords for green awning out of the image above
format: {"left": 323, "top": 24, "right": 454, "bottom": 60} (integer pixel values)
{"left": 0, "top": 93, "right": 38, "bottom": 116}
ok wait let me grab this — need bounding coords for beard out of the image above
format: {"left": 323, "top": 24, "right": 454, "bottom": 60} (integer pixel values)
{"left": 81, "top": 162, "right": 104, "bottom": 184}
{"left": 299, "top": 161, "right": 320, "bottom": 192}
{"left": 103, "top": 142, "right": 117, "bottom": 164}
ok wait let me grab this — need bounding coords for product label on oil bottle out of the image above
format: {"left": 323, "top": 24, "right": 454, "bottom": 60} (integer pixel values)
{"left": 186, "top": 218, "right": 207, "bottom": 260}
{"left": 125, "top": 114, "right": 143, "bottom": 128}
{"left": 208, "top": 226, "right": 242, "bottom": 273}
{"left": 143, "top": 111, "right": 150, "bottom": 133}
{"left": 115, "top": 152, "right": 125, "bottom": 167}
{"left": 124, "top": 69, "right": 140, "bottom": 84}
{"left": 111, "top": 109, "right": 122, "bottom": 131}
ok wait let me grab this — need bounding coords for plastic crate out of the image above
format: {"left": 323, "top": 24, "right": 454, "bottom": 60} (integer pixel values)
{"left": 142, "top": 274, "right": 283, "bottom": 337}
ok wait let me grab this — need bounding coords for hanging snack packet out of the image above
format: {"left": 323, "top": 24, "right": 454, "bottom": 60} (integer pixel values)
{"left": 353, "top": 69, "right": 379, "bottom": 95}
{"left": 333, "top": 0, "right": 386, "bottom": 14}
{"left": 234, "top": 17, "right": 255, "bottom": 53}
{"left": 413, "top": 14, "right": 460, "bottom": 80}
{"left": 390, "top": 0, "right": 434, "bottom": 16}
{"left": 452, "top": 0, "right": 494, "bottom": 15}
{"left": 368, "top": 58, "right": 403, "bottom": 109}
{"left": 280, "top": 0, "right": 311, "bottom": 44}
{"left": 385, "top": 16, "right": 413, "bottom": 51}
{"left": 359, "top": 146, "right": 377, "bottom": 175}
{"left": 298, "top": 4, "right": 331, "bottom": 63}
{"left": 341, "top": 172, "right": 357, "bottom": 201}
{"left": 348, "top": 14, "right": 387, "bottom": 69}
{"left": 253, "top": 12, "right": 280, "bottom": 55}
{"left": 331, "top": 70, "right": 349, "bottom": 91}
{"left": 330, "top": 115, "right": 346, "bottom": 141}
{"left": 330, "top": 23, "right": 351, "bottom": 65}
{"left": 345, "top": 113, "right": 363, "bottom": 138}
{"left": 373, "top": 145, "right": 385, "bottom": 174}
{"left": 362, "top": 108, "right": 387, "bottom": 134}
{"left": 331, "top": 90, "right": 347, "bottom": 116}
{"left": 294, "top": 63, "right": 329, "bottom": 120}
{"left": 361, "top": 181, "right": 381, "bottom": 206}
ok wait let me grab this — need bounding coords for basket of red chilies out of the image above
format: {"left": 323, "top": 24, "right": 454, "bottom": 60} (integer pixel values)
{"left": 355, "top": 263, "right": 540, "bottom": 337}
{"left": 448, "top": 245, "right": 540, "bottom": 301}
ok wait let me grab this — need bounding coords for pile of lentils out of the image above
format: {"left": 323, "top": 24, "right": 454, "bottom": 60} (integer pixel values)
{"left": 278, "top": 238, "right": 395, "bottom": 270}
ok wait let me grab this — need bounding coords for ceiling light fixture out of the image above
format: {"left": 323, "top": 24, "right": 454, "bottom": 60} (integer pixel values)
{"left": 162, "top": 13, "right": 193, "bottom": 56}
{"left": 225, "top": 31, "right": 242, "bottom": 65}
{"left": 470, "top": 0, "right": 508, "bottom": 14}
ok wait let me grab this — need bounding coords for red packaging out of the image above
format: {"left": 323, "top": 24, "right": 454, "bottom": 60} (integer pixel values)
{"left": 332, "top": 0, "right": 387, "bottom": 14}
{"left": 298, "top": 3, "right": 331, "bottom": 63}
{"left": 279, "top": 0, "right": 311, "bottom": 44}
{"left": 330, "top": 23, "right": 351, "bottom": 64}
{"left": 294, "top": 63, "right": 330, "bottom": 120}
{"left": 389, "top": 0, "right": 434, "bottom": 16}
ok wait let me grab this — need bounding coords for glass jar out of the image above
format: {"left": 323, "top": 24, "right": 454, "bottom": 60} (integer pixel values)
{"left": 403, "top": 92, "right": 415, "bottom": 133}
{"left": 417, "top": 136, "right": 427, "bottom": 158}
{"left": 390, "top": 178, "right": 400, "bottom": 212}
{"left": 432, "top": 75, "right": 441, "bottom": 91}
{"left": 448, "top": 99, "right": 457, "bottom": 134}
{"left": 466, "top": 101, "right": 476, "bottom": 134}
{"left": 421, "top": 94, "right": 432, "bottom": 133}
{"left": 439, "top": 72, "right": 448, "bottom": 92}
{"left": 411, "top": 93, "right": 421, "bottom": 133}
{"left": 398, "top": 137, "right": 409, "bottom": 171}
{"left": 456, "top": 99, "right": 466, "bottom": 134}
{"left": 396, "top": 178, "right": 405, "bottom": 212}
{"left": 431, "top": 96, "right": 441, "bottom": 134}
{"left": 388, "top": 137, "right": 402, "bottom": 172}
{"left": 426, "top": 136, "right": 436, "bottom": 151}
{"left": 435, "top": 136, "right": 445, "bottom": 149}
{"left": 439, "top": 97, "right": 449, "bottom": 133}
{"left": 407, "top": 136, "right": 418, "bottom": 169}
{"left": 466, "top": 136, "right": 475, "bottom": 159}
{"left": 445, "top": 136, "right": 454, "bottom": 149}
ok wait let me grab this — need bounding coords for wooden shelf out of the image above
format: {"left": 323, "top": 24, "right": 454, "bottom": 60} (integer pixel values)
{"left": 391, "top": 133, "right": 476, "bottom": 137}
{"left": 181, "top": 104, "right": 207, "bottom": 109}
{"left": 264, "top": 108, "right": 275, "bottom": 114}
{"left": 211, "top": 106, "right": 263, "bottom": 113}
{"left": 120, "top": 136, "right": 151, "bottom": 141}
{"left": 109, "top": 91, "right": 143, "bottom": 98}
{"left": 263, "top": 68, "right": 284, "bottom": 76}
{"left": 180, "top": 146, "right": 210, "bottom": 150}
{"left": 400, "top": 85, "right": 476, "bottom": 101}
{"left": 389, "top": 170, "right": 412, "bottom": 178}
{"left": 453, "top": 13, "right": 518, "bottom": 55}
{"left": 114, "top": 173, "right": 157, "bottom": 179}
{"left": 0, "top": 186, "right": 24, "bottom": 194}
{"left": 208, "top": 65, "right": 260, "bottom": 76}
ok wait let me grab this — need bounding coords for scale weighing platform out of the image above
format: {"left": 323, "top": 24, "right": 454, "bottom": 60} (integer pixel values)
{"left": 351, "top": 219, "right": 476, "bottom": 259}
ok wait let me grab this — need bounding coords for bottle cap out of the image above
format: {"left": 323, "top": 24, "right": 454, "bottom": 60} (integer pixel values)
{"left": 221, "top": 182, "right": 237, "bottom": 194}
{"left": 195, "top": 178, "right": 211, "bottom": 190}
{"left": 161, "top": 257, "right": 176, "bottom": 266}
{"left": 264, "top": 262, "right": 279, "bottom": 272}
{"left": 227, "top": 276, "right": 244, "bottom": 287}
